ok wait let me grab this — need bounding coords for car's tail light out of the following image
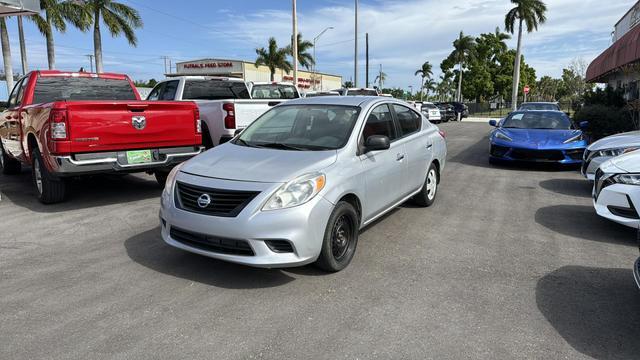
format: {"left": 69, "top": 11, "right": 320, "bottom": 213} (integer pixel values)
{"left": 50, "top": 109, "right": 68, "bottom": 140}
{"left": 438, "top": 130, "right": 446, "bottom": 139}
{"left": 193, "top": 107, "right": 201, "bottom": 133}
{"left": 223, "top": 103, "right": 236, "bottom": 129}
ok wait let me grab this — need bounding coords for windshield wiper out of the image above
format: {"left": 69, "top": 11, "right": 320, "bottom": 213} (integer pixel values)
{"left": 254, "top": 142, "right": 307, "bottom": 151}
{"left": 235, "top": 138, "right": 256, "bottom": 147}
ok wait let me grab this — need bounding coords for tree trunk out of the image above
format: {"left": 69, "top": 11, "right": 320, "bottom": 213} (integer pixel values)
{"left": 457, "top": 62, "right": 463, "bottom": 102}
{"left": 45, "top": 12, "right": 55, "bottom": 70}
{"left": 511, "top": 19, "right": 523, "bottom": 111}
{"left": 270, "top": 70, "right": 274, "bottom": 82}
{"left": 0, "top": 18, "right": 14, "bottom": 95}
{"left": 18, "top": 17, "right": 27, "bottom": 75}
{"left": 420, "top": 77, "right": 424, "bottom": 101}
{"left": 94, "top": 8, "right": 103, "bottom": 73}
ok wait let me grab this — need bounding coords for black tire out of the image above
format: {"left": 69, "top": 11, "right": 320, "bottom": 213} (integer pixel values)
{"left": 31, "top": 148, "right": 66, "bottom": 204}
{"left": 154, "top": 171, "right": 169, "bottom": 187}
{"left": 0, "top": 142, "right": 21, "bottom": 175}
{"left": 201, "top": 123, "right": 214, "bottom": 150}
{"left": 315, "top": 201, "right": 359, "bottom": 272}
{"left": 413, "top": 163, "right": 439, "bottom": 207}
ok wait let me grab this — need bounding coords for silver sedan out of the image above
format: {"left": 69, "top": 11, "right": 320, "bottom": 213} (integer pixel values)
{"left": 159, "top": 96, "right": 447, "bottom": 272}
{"left": 582, "top": 130, "right": 640, "bottom": 180}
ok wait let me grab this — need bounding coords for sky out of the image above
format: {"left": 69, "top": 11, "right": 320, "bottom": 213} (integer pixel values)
{"left": 1, "top": 0, "right": 636, "bottom": 98}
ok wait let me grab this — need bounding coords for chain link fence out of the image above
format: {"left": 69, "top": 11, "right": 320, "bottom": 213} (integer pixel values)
{"left": 465, "top": 101, "right": 576, "bottom": 118}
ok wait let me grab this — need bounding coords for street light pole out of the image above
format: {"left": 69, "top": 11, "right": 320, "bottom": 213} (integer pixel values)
{"left": 313, "top": 26, "right": 333, "bottom": 91}
{"left": 292, "top": 0, "right": 298, "bottom": 88}
{"left": 354, "top": 0, "right": 358, "bottom": 88}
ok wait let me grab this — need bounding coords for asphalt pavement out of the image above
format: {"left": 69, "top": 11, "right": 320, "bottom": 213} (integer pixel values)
{"left": 1, "top": 122, "right": 638, "bottom": 359}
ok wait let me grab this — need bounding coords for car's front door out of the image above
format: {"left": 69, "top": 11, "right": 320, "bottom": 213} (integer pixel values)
{"left": 391, "top": 104, "right": 432, "bottom": 195}
{"left": 2, "top": 77, "right": 27, "bottom": 159}
{"left": 358, "top": 103, "right": 407, "bottom": 221}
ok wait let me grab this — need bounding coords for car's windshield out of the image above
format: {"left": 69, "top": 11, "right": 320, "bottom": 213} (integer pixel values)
{"left": 251, "top": 84, "right": 299, "bottom": 99}
{"left": 519, "top": 103, "right": 560, "bottom": 111}
{"left": 182, "top": 80, "right": 250, "bottom": 100}
{"left": 346, "top": 89, "right": 378, "bottom": 96}
{"left": 235, "top": 105, "right": 360, "bottom": 150}
{"left": 502, "top": 112, "right": 572, "bottom": 130}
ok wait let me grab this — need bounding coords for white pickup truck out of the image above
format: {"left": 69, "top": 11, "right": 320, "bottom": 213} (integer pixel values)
{"left": 147, "top": 77, "right": 299, "bottom": 148}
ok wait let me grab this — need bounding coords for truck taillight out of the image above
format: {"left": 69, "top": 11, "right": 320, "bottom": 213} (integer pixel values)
{"left": 194, "top": 108, "right": 201, "bottom": 133}
{"left": 223, "top": 103, "right": 236, "bottom": 129}
{"left": 50, "top": 109, "right": 68, "bottom": 140}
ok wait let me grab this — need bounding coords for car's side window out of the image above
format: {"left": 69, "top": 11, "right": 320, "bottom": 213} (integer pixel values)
{"left": 7, "top": 78, "right": 25, "bottom": 108}
{"left": 147, "top": 83, "right": 164, "bottom": 100}
{"left": 161, "top": 81, "right": 179, "bottom": 100}
{"left": 362, "top": 104, "right": 397, "bottom": 141}
{"left": 392, "top": 104, "right": 421, "bottom": 137}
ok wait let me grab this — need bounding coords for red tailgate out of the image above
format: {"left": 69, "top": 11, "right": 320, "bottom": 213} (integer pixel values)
{"left": 63, "top": 101, "right": 199, "bottom": 153}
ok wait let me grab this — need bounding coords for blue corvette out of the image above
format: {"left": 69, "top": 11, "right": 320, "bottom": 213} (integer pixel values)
{"left": 489, "top": 111, "right": 588, "bottom": 164}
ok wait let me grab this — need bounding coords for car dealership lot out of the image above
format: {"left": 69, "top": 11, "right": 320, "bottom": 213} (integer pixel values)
{"left": 1, "top": 122, "right": 639, "bottom": 359}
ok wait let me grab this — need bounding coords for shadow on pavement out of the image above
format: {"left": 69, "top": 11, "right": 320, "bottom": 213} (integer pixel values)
{"left": 124, "top": 227, "right": 296, "bottom": 289}
{"left": 539, "top": 178, "right": 593, "bottom": 198}
{"left": 0, "top": 172, "right": 162, "bottom": 213}
{"left": 536, "top": 266, "right": 640, "bottom": 360}
{"left": 535, "top": 205, "right": 637, "bottom": 245}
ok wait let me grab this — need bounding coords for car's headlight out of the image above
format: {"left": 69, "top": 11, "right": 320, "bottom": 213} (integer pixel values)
{"left": 495, "top": 131, "right": 512, "bottom": 142}
{"left": 563, "top": 133, "right": 584, "bottom": 143}
{"left": 595, "top": 147, "right": 639, "bottom": 158}
{"left": 262, "top": 172, "right": 326, "bottom": 211}
{"left": 613, "top": 173, "right": 640, "bottom": 185}
{"left": 164, "top": 163, "right": 184, "bottom": 196}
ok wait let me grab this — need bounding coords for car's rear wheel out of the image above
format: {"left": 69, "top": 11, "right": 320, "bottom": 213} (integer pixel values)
{"left": 315, "top": 201, "right": 359, "bottom": 272}
{"left": 0, "top": 142, "right": 21, "bottom": 175}
{"left": 414, "top": 163, "right": 439, "bottom": 207}
{"left": 31, "top": 148, "right": 66, "bottom": 204}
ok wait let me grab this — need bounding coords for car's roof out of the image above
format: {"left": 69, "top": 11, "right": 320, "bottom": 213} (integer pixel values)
{"left": 283, "top": 96, "right": 402, "bottom": 107}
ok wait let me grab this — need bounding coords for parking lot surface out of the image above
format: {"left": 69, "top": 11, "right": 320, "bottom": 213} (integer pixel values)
{"left": 1, "top": 122, "right": 638, "bottom": 360}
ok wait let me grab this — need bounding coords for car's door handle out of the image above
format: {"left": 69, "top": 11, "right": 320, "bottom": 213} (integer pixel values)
{"left": 426, "top": 144, "right": 433, "bottom": 150}
{"left": 396, "top": 153, "right": 405, "bottom": 161}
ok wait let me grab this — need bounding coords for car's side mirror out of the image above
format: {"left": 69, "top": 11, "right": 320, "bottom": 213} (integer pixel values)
{"left": 489, "top": 120, "right": 498, "bottom": 127}
{"left": 579, "top": 121, "right": 589, "bottom": 130}
{"left": 365, "top": 135, "right": 390, "bottom": 151}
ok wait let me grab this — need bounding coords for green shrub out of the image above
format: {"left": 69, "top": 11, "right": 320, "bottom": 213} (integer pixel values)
{"left": 574, "top": 104, "right": 635, "bottom": 141}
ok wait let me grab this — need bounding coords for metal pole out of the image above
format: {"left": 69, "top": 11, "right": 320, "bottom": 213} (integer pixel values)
{"left": 292, "top": 0, "right": 298, "bottom": 87}
{"left": 312, "top": 27, "right": 333, "bottom": 91}
{"left": 86, "top": 55, "right": 94, "bottom": 73}
{"left": 354, "top": 0, "right": 358, "bottom": 87}
{"left": 365, "top": 33, "right": 369, "bottom": 88}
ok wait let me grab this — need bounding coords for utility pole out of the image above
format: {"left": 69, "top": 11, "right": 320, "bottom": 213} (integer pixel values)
{"left": 85, "top": 54, "right": 94, "bottom": 73}
{"left": 162, "top": 56, "right": 170, "bottom": 76}
{"left": 292, "top": 0, "right": 298, "bottom": 87}
{"left": 354, "top": 0, "right": 358, "bottom": 87}
{"left": 365, "top": 33, "right": 369, "bottom": 88}
{"left": 17, "top": 16, "right": 27, "bottom": 75}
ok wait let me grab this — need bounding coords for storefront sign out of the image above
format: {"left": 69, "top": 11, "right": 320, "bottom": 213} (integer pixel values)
{"left": 176, "top": 59, "right": 242, "bottom": 75}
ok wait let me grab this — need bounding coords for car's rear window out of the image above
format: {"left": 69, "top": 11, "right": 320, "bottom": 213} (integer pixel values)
{"left": 182, "top": 80, "right": 250, "bottom": 100}
{"left": 251, "top": 84, "right": 299, "bottom": 99}
{"left": 33, "top": 77, "right": 137, "bottom": 103}
{"left": 346, "top": 89, "right": 378, "bottom": 96}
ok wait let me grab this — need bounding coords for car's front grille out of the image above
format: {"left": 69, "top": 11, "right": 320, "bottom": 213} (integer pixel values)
{"left": 593, "top": 169, "right": 616, "bottom": 200}
{"left": 175, "top": 182, "right": 259, "bottom": 217}
{"left": 509, "top": 148, "right": 565, "bottom": 161}
{"left": 565, "top": 149, "right": 584, "bottom": 161}
{"left": 264, "top": 240, "right": 294, "bottom": 253}
{"left": 491, "top": 145, "right": 510, "bottom": 157}
{"left": 170, "top": 226, "right": 255, "bottom": 256}
{"left": 607, "top": 195, "right": 639, "bottom": 219}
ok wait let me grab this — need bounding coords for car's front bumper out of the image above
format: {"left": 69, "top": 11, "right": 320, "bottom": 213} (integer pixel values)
{"left": 634, "top": 256, "right": 640, "bottom": 290}
{"left": 490, "top": 143, "right": 585, "bottom": 164}
{"left": 159, "top": 172, "right": 334, "bottom": 268}
{"left": 593, "top": 182, "right": 640, "bottom": 228}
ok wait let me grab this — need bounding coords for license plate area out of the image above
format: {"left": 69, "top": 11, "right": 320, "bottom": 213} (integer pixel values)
{"left": 125, "top": 149, "right": 153, "bottom": 164}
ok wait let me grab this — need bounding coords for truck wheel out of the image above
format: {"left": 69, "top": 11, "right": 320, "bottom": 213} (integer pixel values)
{"left": 1, "top": 142, "right": 21, "bottom": 175}
{"left": 315, "top": 201, "right": 359, "bottom": 272}
{"left": 201, "top": 123, "right": 214, "bottom": 150}
{"left": 154, "top": 171, "right": 169, "bottom": 187}
{"left": 31, "top": 148, "right": 66, "bottom": 204}
{"left": 413, "top": 163, "right": 439, "bottom": 207}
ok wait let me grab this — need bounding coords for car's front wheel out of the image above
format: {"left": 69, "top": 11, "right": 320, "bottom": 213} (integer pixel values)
{"left": 31, "top": 148, "right": 66, "bottom": 204}
{"left": 315, "top": 201, "right": 359, "bottom": 272}
{"left": 414, "top": 163, "right": 439, "bottom": 207}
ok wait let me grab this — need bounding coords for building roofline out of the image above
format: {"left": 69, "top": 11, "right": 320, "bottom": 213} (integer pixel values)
{"left": 615, "top": 0, "right": 640, "bottom": 27}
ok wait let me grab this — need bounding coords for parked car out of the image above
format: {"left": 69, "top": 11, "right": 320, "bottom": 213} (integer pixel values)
{"left": 434, "top": 102, "right": 455, "bottom": 122}
{"left": 333, "top": 88, "right": 379, "bottom": 96}
{"left": 159, "top": 96, "right": 447, "bottom": 272}
{"left": 147, "top": 77, "right": 290, "bottom": 148}
{"left": 304, "top": 91, "right": 341, "bottom": 97}
{"left": 446, "top": 101, "right": 469, "bottom": 119}
{"left": 247, "top": 82, "right": 300, "bottom": 100}
{"left": 488, "top": 111, "right": 587, "bottom": 164}
{"left": 519, "top": 102, "right": 561, "bottom": 111}
{"left": 635, "top": 239, "right": 640, "bottom": 290}
{"left": 593, "top": 150, "right": 640, "bottom": 229}
{"left": 581, "top": 130, "right": 640, "bottom": 180}
{"left": 420, "top": 102, "right": 442, "bottom": 123}
{"left": 0, "top": 70, "right": 203, "bottom": 203}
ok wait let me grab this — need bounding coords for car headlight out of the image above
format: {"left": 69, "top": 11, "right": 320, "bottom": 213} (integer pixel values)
{"left": 262, "top": 172, "right": 326, "bottom": 211}
{"left": 563, "top": 133, "right": 584, "bottom": 143}
{"left": 164, "top": 163, "right": 184, "bottom": 197}
{"left": 495, "top": 131, "right": 512, "bottom": 142}
{"left": 595, "top": 147, "right": 639, "bottom": 158}
{"left": 613, "top": 173, "right": 640, "bottom": 185}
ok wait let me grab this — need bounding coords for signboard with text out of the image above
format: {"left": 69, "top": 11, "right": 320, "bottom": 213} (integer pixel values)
{"left": 176, "top": 59, "right": 243, "bottom": 75}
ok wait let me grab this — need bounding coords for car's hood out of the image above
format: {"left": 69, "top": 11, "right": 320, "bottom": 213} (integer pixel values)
{"left": 498, "top": 128, "right": 582, "bottom": 147}
{"left": 587, "top": 130, "right": 640, "bottom": 151}
{"left": 180, "top": 143, "right": 338, "bottom": 183}
{"left": 607, "top": 149, "right": 640, "bottom": 173}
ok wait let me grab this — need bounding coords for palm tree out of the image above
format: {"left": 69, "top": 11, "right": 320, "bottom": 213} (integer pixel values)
{"left": 79, "top": 0, "right": 143, "bottom": 73}
{"left": 17, "top": 16, "right": 27, "bottom": 74}
{"left": 486, "top": 26, "right": 511, "bottom": 61}
{"left": 255, "top": 37, "right": 292, "bottom": 82}
{"left": 414, "top": 62, "right": 433, "bottom": 101}
{"left": 286, "top": 33, "right": 314, "bottom": 70}
{"left": 374, "top": 71, "right": 387, "bottom": 89}
{"left": 450, "top": 31, "right": 475, "bottom": 102}
{"left": 29, "top": 0, "right": 88, "bottom": 70}
{"left": 423, "top": 78, "right": 436, "bottom": 100}
{"left": 0, "top": 18, "right": 13, "bottom": 94}
{"left": 505, "top": 0, "right": 547, "bottom": 110}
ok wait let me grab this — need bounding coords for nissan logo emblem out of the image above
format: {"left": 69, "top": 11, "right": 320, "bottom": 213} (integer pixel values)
{"left": 197, "top": 194, "right": 212, "bottom": 208}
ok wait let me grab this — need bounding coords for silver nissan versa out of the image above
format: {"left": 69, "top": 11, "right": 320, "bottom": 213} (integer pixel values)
{"left": 159, "top": 96, "right": 447, "bottom": 272}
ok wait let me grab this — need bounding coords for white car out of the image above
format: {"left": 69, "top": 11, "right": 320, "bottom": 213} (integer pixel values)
{"left": 304, "top": 91, "right": 340, "bottom": 98}
{"left": 593, "top": 150, "right": 640, "bottom": 229}
{"left": 247, "top": 82, "right": 300, "bottom": 100}
{"left": 420, "top": 102, "right": 442, "bottom": 123}
{"left": 333, "top": 88, "right": 379, "bottom": 96}
{"left": 582, "top": 130, "right": 640, "bottom": 180}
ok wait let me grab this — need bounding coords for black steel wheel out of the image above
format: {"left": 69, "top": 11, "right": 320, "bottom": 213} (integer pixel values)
{"left": 316, "top": 201, "right": 359, "bottom": 272}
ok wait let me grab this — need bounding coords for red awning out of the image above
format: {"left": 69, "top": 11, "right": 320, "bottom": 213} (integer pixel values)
{"left": 586, "top": 23, "right": 640, "bottom": 82}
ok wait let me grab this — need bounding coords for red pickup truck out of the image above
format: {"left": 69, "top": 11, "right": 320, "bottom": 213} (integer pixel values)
{"left": 0, "top": 70, "right": 203, "bottom": 203}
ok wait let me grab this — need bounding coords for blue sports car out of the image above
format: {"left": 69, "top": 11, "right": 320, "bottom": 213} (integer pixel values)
{"left": 489, "top": 110, "right": 588, "bottom": 164}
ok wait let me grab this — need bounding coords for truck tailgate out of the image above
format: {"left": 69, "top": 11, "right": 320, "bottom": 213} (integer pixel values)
{"left": 64, "top": 101, "right": 198, "bottom": 153}
{"left": 233, "top": 100, "right": 282, "bottom": 128}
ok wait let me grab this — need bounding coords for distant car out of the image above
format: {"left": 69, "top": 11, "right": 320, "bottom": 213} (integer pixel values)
{"left": 305, "top": 91, "right": 341, "bottom": 97}
{"left": 488, "top": 111, "right": 587, "bottom": 165}
{"left": 333, "top": 88, "right": 379, "bottom": 96}
{"left": 519, "top": 102, "right": 561, "bottom": 111}
{"left": 434, "top": 103, "right": 455, "bottom": 122}
{"left": 248, "top": 82, "right": 300, "bottom": 100}
{"left": 420, "top": 102, "right": 442, "bottom": 123}
{"left": 582, "top": 130, "right": 640, "bottom": 180}
{"left": 446, "top": 101, "right": 468, "bottom": 119}
{"left": 593, "top": 150, "right": 640, "bottom": 229}
{"left": 159, "top": 96, "right": 447, "bottom": 272}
